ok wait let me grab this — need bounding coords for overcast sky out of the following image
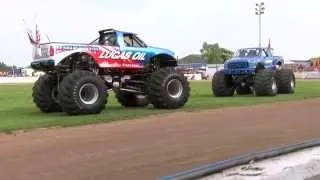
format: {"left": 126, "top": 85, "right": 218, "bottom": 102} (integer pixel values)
{"left": 0, "top": 0, "right": 319, "bottom": 66}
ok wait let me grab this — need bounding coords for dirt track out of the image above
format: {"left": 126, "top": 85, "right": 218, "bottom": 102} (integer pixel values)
{"left": 0, "top": 99, "right": 320, "bottom": 180}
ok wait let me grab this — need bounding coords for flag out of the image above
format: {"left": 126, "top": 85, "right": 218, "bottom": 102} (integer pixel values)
{"left": 268, "top": 39, "right": 271, "bottom": 49}
{"left": 26, "top": 24, "right": 40, "bottom": 46}
{"left": 27, "top": 30, "right": 36, "bottom": 45}
{"left": 35, "top": 24, "right": 40, "bottom": 44}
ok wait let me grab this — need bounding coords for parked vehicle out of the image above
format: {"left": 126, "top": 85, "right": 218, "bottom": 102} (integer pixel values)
{"left": 212, "top": 47, "right": 295, "bottom": 96}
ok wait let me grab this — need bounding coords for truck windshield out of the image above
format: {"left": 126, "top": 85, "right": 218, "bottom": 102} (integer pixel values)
{"left": 234, "top": 48, "right": 262, "bottom": 57}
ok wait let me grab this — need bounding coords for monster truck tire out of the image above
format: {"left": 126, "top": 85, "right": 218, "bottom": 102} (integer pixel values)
{"left": 276, "top": 69, "right": 295, "bottom": 94}
{"left": 254, "top": 69, "right": 277, "bottom": 96}
{"left": 148, "top": 67, "right": 190, "bottom": 109}
{"left": 236, "top": 85, "right": 252, "bottom": 95}
{"left": 58, "top": 70, "right": 108, "bottom": 115}
{"left": 32, "top": 74, "right": 61, "bottom": 113}
{"left": 115, "top": 91, "right": 149, "bottom": 107}
{"left": 212, "top": 70, "right": 235, "bottom": 97}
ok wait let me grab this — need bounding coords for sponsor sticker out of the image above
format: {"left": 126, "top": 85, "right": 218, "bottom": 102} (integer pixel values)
{"left": 99, "top": 47, "right": 145, "bottom": 61}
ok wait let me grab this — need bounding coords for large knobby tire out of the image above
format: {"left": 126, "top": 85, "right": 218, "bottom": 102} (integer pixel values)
{"left": 32, "top": 74, "right": 61, "bottom": 113}
{"left": 58, "top": 70, "right": 108, "bottom": 115}
{"left": 212, "top": 70, "right": 234, "bottom": 97}
{"left": 148, "top": 67, "right": 190, "bottom": 109}
{"left": 276, "top": 69, "right": 295, "bottom": 94}
{"left": 115, "top": 91, "right": 149, "bottom": 107}
{"left": 254, "top": 69, "right": 277, "bottom": 96}
{"left": 236, "top": 85, "right": 252, "bottom": 95}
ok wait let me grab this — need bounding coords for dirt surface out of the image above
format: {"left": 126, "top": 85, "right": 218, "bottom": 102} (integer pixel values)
{"left": 0, "top": 99, "right": 320, "bottom": 180}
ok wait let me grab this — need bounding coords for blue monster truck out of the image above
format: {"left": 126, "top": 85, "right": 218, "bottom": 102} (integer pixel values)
{"left": 30, "top": 29, "right": 190, "bottom": 115}
{"left": 212, "top": 47, "right": 295, "bottom": 96}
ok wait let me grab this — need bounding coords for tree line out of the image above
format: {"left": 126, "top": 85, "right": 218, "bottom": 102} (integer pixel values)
{"left": 0, "top": 62, "right": 9, "bottom": 69}
{"left": 0, "top": 62, "right": 20, "bottom": 74}
{"left": 200, "top": 42, "right": 234, "bottom": 64}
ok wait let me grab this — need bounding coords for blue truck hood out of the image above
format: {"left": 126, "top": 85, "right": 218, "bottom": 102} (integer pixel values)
{"left": 226, "top": 57, "right": 263, "bottom": 63}
{"left": 147, "top": 46, "right": 175, "bottom": 57}
{"left": 224, "top": 56, "right": 265, "bottom": 71}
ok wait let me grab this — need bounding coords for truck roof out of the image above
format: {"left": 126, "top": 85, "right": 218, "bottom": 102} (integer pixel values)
{"left": 240, "top": 47, "right": 274, "bottom": 50}
{"left": 98, "top": 28, "right": 137, "bottom": 35}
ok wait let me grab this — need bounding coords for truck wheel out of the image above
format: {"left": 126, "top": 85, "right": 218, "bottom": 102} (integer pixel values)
{"left": 32, "top": 74, "right": 61, "bottom": 112}
{"left": 115, "top": 91, "right": 149, "bottom": 107}
{"left": 236, "top": 85, "right": 252, "bottom": 95}
{"left": 212, "top": 70, "right": 234, "bottom": 97}
{"left": 276, "top": 69, "right": 295, "bottom": 94}
{"left": 148, "top": 67, "right": 190, "bottom": 109}
{"left": 254, "top": 69, "right": 277, "bottom": 96}
{"left": 58, "top": 70, "right": 108, "bottom": 115}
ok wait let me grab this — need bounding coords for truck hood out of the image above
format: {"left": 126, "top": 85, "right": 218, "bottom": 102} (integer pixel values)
{"left": 225, "top": 57, "right": 264, "bottom": 70}
{"left": 226, "top": 57, "right": 263, "bottom": 63}
{"left": 147, "top": 46, "right": 175, "bottom": 57}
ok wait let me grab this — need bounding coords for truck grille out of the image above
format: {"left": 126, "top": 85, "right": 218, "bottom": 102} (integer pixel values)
{"left": 228, "top": 62, "right": 249, "bottom": 69}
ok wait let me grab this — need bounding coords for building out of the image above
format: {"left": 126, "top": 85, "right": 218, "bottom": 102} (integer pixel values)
{"left": 0, "top": 68, "right": 8, "bottom": 76}
{"left": 178, "top": 54, "right": 207, "bottom": 70}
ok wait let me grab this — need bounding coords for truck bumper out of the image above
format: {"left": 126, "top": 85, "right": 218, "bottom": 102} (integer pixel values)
{"left": 31, "top": 59, "right": 55, "bottom": 71}
{"left": 224, "top": 68, "right": 255, "bottom": 75}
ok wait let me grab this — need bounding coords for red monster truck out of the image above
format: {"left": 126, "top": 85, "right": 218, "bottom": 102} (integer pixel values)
{"left": 29, "top": 29, "right": 190, "bottom": 115}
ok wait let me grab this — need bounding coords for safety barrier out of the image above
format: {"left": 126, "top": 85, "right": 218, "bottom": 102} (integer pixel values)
{"left": 0, "top": 77, "right": 39, "bottom": 84}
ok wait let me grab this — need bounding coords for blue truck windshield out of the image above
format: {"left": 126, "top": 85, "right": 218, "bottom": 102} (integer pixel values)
{"left": 234, "top": 48, "right": 262, "bottom": 57}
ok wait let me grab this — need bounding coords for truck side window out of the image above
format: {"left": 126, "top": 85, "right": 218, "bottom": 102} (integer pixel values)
{"left": 123, "top": 34, "right": 145, "bottom": 48}
{"left": 133, "top": 35, "right": 147, "bottom": 47}
{"left": 99, "top": 33, "right": 118, "bottom": 46}
{"left": 123, "top": 34, "right": 132, "bottom": 47}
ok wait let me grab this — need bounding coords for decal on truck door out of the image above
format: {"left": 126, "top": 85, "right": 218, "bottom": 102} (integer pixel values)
{"left": 95, "top": 46, "right": 146, "bottom": 68}
{"left": 98, "top": 47, "right": 146, "bottom": 61}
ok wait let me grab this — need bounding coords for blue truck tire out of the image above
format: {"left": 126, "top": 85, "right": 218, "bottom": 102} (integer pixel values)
{"left": 276, "top": 69, "right": 296, "bottom": 94}
{"left": 254, "top": 69, "right": 277, "bottom": 96}
{"left": 236, "top": 85, "right": 252, "bottom": 95}
{"left": 212, "top": 70, "right": 235, "bottom": 97}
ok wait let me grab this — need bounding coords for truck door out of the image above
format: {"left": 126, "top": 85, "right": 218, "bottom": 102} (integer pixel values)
{"left": 121, "top": 34, "right": 149, "bottom": 64}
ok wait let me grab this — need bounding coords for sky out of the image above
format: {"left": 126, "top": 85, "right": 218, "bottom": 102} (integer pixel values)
{"left": 0, "top": 0, "right": 319, "bottom": 66}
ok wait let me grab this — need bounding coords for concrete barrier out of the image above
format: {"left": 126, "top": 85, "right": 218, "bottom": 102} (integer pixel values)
{"left": 161, "top": 139, "right": 320, "bottom": 180}
{"left": 184, "top": 73, "right": 203, "bottom": 80}
{"left": 295, "top": 72, "right": 320, "bottom": 79}
{"left": 202, "top": 146, "right": 320, "bottom": 180}
{"left": 0, "top": 77, "right": 39, "bottom": 84}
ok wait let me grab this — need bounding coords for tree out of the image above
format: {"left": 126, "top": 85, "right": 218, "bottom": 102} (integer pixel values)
{"left": 0, "top": 62, "right": 8, "bottom": 68}
{"left": 200, "top": 42, "right": 234, "bottom": 64}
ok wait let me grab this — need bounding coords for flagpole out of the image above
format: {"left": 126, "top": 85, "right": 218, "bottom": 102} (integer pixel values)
{"left": 255, "top": 2, "right": 265, "bottom": 49}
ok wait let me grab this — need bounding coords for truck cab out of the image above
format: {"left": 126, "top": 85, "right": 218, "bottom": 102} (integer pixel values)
{"left": 224, "top": 47, "right": 284, "bottom": 75}
{"left": 31, "top": 29, "right": 176, "bottom": 71}
{"left": 87, "top": 29, "right": 176, "bottom": 67}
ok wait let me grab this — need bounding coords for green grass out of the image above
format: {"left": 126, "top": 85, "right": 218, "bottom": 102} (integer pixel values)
{"left": 0, "top": 80, "right": 319, "bottom": 133}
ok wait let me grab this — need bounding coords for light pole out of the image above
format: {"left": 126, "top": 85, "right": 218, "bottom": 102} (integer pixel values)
{"left": 255, "top": 2, "right": 265, "bottom": 49}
